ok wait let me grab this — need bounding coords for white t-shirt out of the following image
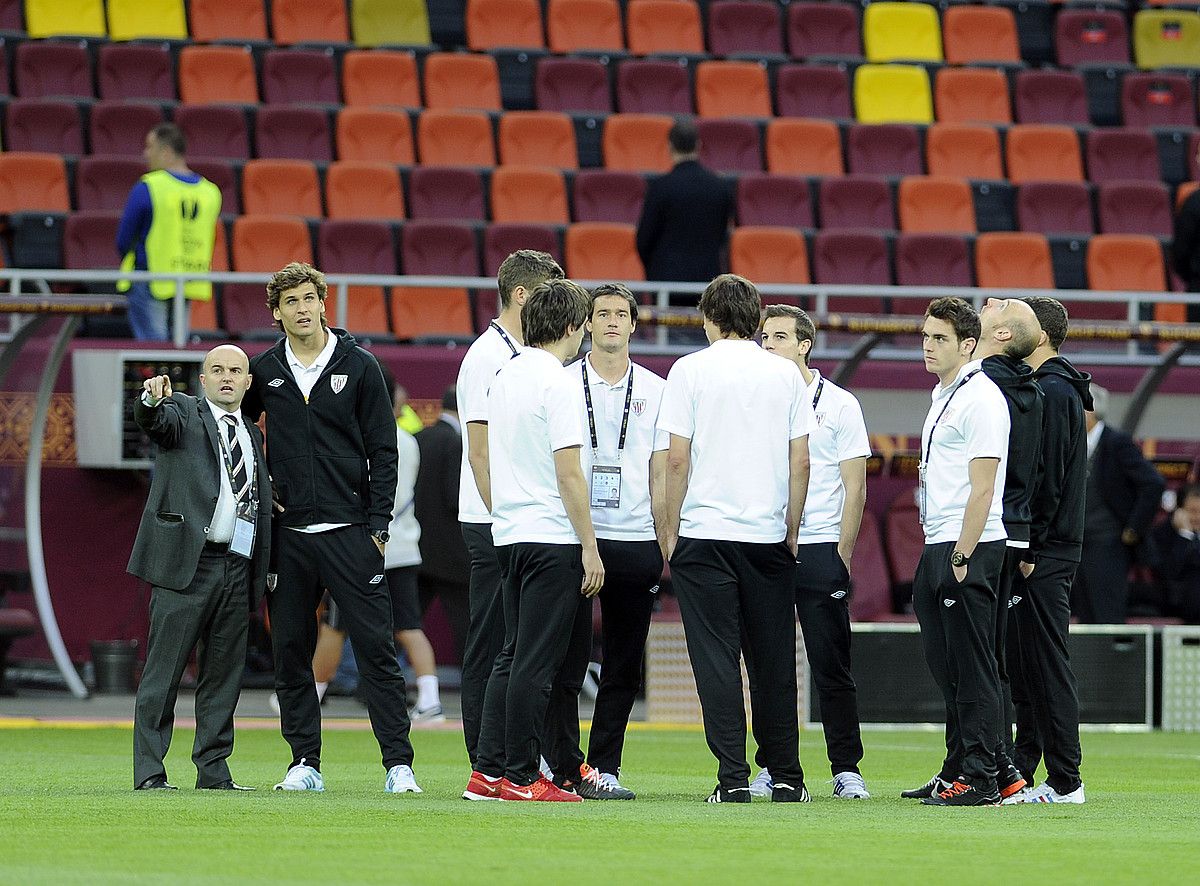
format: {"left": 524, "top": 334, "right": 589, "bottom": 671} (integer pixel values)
{"left": 489, "top": 348, "right": 587, "bottom": 546}
{"left": 455, "top": 320, "right": 522, "bottom": 523}
{"left": 657, "top": 339, "right": 813, "bottom": 543}
{"left": 920, "top": 359, "right": 1010, "bottom": 545}
{"left": 568, "top": 354, "right": 669, "bottom": 542}
{"left": 384, "top": 426, "right": 421, "bottom": 569}
{"left": 797, "top": 369, "right": 872, "bottom": 545}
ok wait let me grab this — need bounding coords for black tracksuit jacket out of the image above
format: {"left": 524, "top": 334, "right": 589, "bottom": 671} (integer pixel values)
{"left": 982, "top": 354, "right": 1044, "bottom": 546}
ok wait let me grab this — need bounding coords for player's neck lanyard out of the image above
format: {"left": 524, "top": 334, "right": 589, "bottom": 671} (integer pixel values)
{"left": 923, "top": 369, "right": 980, "bottom": 462}
{"left": 811, "top": 376, "right": 825, "bottom": 410}
{"left": 490, "top": 321, "right": 519, "bottom": 358}
{"left": 582, "top": 358, "right": 634, "bottom": 459}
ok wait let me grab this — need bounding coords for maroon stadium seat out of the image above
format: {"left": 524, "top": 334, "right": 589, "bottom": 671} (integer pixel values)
{"left": 89, "top": 101, "right": 166, "bottom": 157}
{"left": 407, "top": 167, "right": 486, "bottom": 221}
{"left": 75, "top": 156, "right": 146, "bottom": 212}
{"left": 97, "top": 44, "right": 175, "bottom": 101}
{"left": 1086, "top": 128, "right": 1161, "bottom": 183}
{"left": 255, "top": 106, "right": 333, "bottom": 162}
{"left": 14, "top": 41, "right": 92, "bottom": 98}
{"left": 316, "top": 219, "right": 393, "bottom": 335}
{"left": 847, "top": 124, "right": 922, "bottom": 176}
{"left": 482, "top": 223, "right": 561, "bottom": 329}
{"left": 572, "top": 169, "right": 646, "bottom": 223}
{"left": 736, "top": 173, "right": 813, "bottom": 227}
{"left": 3, "top": 99, "right": 84, "bottom": 154}
{"left": 395, "top": 220, "right": 479, "bottom": 339}
{"left": 786, "top": 2, "right": 861, "bottom": 59}
{"left": 848, "top": 510, "right": 893, "bottom": 622}
{"left": 536, "top": 58, "right": 612, "bottom": 113}
{"left": 1096, "top": 180, "right": 1173, "bottom": 236}
{"left": 616, "top": 60, "right": 692, "bottom": 115}
{"left": 884, "top": 493, "right": 924, "bottom": 594}
{"left": 63, "top": 212, "right": 123, "bottom": 270}
{"left": 818, "top": 175, "right": 894, "bottom": 230}
{"left": 696, "top": 119, "right": 761, "bottom": 172}
{"left": 811, "top": 230, "right": 889, "bottom": 312}
{"left": 175, "top": 105, "right": 251, "bottom": 160}
{"left": 1016, "top": 181, "right": 1094, "bottom": 235}
{"left": 261, "top": 49, "right": 340, "bottom": 106}
{"left": 1013, "top": 69, "right": 1089, "bottom": 126}
{"left": 190, "top": 158, "right": 240, "bottom": 216}
{"left": 1121, "top": 73, "right": 1195, "bottom": 128}
{"left": 775, "top": 64, "right": 852, "bottom": 119}
{"left": 894, "top": 233, "right": 972, "bottom": 292}
{"left": 1055, "top": 10, "right": 1130, "bottom": 66}
{"left": 707, "top": 1, "right": 784, "bottom": 57}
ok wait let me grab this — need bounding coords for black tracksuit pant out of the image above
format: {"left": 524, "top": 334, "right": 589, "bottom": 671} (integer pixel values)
{"left": 586, "top": 539, "right": 664, "bottom": 776}
{"left": 991, "top": 547, "right": 1023, "bottom": 775}
{"left": 543, "top": 588, "right": 592, "bottom": 785}
{"left": 1009, "top": 556, "right": 1084, "bottom": 794}
{"left": 794, "top": 541, "right": 864, "bottom": 777}
{"left": 912, "top": 539, "right": 1005, "bottom": 790}
{"left": 270, "top": 525, "right": 413, "bottom": 772}
{"left": 672, "top": 537, "right": 804, "bottom": 791}
{"left": 460, "top": 522, "right": 506, "bottom": 766}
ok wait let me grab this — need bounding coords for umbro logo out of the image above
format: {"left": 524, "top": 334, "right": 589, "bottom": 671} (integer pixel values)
{"left": 268, "top": 378, "right": 285, "bottom": 388}
{"left": 1009, "top": 595, "right": 1023, "bottom": 608}
{"left": 369, "top": 574, "right": 384, "bottom": 585}
{"left": 649, "top": 585, "right": 660, "bottom": 595}
{"left": 831, "top": 589, "right": 847, "bottom": 599}
{"left": 943, "top": 598, "right": 956, "bottom": 607}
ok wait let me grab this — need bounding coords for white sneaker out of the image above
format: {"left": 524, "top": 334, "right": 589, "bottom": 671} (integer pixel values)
{"left": 1001, "top": 785, "right": 1034, "bottom": 805}
{"left": 598, "top": 771, "right": 637, "bottom": 800}
{"left": 410, "top": 704, "right": 446, "bottom": 724}
{"left": 274, "top": 761, "right": 323, "bottom": 792}
{"left": 1025, "top": 781, "right": 1085, "bottom": 804}
{"left": 749, "top": 769, "right": 774, "bottom": 798}
{"left": 384, "top": 764, "right": 423, "bottom": 794}
{"left": 832, "top": 771, "right": 871, "bottom": 799}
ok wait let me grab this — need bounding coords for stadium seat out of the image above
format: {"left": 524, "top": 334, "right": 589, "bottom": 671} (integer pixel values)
{"left": 1055, "top": 10, "right": 1130, "bottom": 67}
{"left": 1016, "top": 182, "right": 1094, "bottom": 236}
{"left": 572, "top": 170, "right": 646, "bottom": 223}
{"left": 862, "top": 1, "right": 943, "bottom": 63}
{"left": 14, "top": 41, "right": 92, "bottom": 98}
{"left": 849, "top": 510, "right": 893, "bottom": 622}
{"left": 1005, "top": 125, "right": 1084, "bottom": 183}
{"left": 3, "top": 99, "right": 84, "bottom": 155}
{"left": 174, "top": 105, "right": 251, "bottom": 160}
{"left": 1176, "top": 180, "right": 1200, "bottom": 211}
{"left": 190, "top": 159, "right": 240, "bottom": 215}
{"left": 408, "top": 166, "right": 486, "bottom": 220}
{"left": 547, "top": 0, "right": 623, "bottom": 53}
{"left": 394, "top": 221, "right": 478, "bottom": 339}
{"left": 316, "top": 219, "right": 393, "bottom": 335}
{"left": 90, "top": 101, "right": 165, "bottom": 157}
{"left": 625, "top": 0, "right": 704, "bottom": 56}
{"left": 0, "top": 151, "right": 69, "bottom": 212}
{"left": 498, "top": 112, "right": 578, "bottom": 168}
{"left": 325, "top": 160, "right": 405, "bottom": 220}
{"left": 25, "top": 0, "right": 105, "bottom": 38}
{"left": 786, "top": 2, "right": 861, "bottom": 59}
{"left": 810, "top": 230, "right": 890, "bottom": 311}
{"left": 974, "top": 232, "right": 1054, "bottom": 289}
{"left": 418, "top": 110, "right": 496, "bottom": 166}
{"left": 847, "top": 124, "right": 922, "bottom": 176}
{"left": 423, "top": 53, "right": 502, "bottom": 111}
{"left": 350, "top": 0, "right": 432, "bottom": 46}
{"left": 63, "top": 211, "right": 122, "bottom": 271}
{"left": 1121, "top": 73, "right": 1195, "bottom": 128}
{"left": 256, "top": 107, "right": 333, "bottom": 162}
{"left": 272, "top": 0, "right": 351, "bottom": 45}
{"left": 466, "top": 0, "right": 545, "bottom": 50}
{"left": 1133, "top": 9, "right": 1200, "bottom": 69}
{"left": 765, "top": 118, "right": 843, "bottom": 175}
{"left": 736, "top": 174, "right": 813, "bottom": 227}
{"left": 106, "top": 0, "right": 187, "bottom": 40}
{"left": 616, "top": 60, "right": 692, "bottom": 115}
{"left": 894, "top": 233, "right": 971, "bottom": 289}
{"left": 1086, "top": 129, "right": 1161, "bottom": 183}
{"left": 74, "top": 156, "right": 145, "bottom": 212}
{"left": 697, "top": 119, "right": 762, "bottom": 173}
{"left": 490, "top": 166, "right": 569, "bottom": 223}
{"left": 1085, "top": 234, "right": 1166, "bottom": 320}
{"left": 1097, "top": 181, "right": 1173, "bottom": 236}
{"left": 884, "top": 495, "right": 923, "bottom": 593}
{"left": 934, "top": 66, "right": 1012, "bottom": 125}
{"left": 924, "top": 123, "right": 1003, "bottom": 180}
{"left": 97, "top": 44, "right": 174, "bottom": 102}
{"left": 484, "top": 223, "right": 561, "bottom": 275}
{"left": 854, "top": 64, "right": 933, "bottom": 124}
{"left": 227, "top": 215, "right": 314, "bottom": 335}
{"left": 897, "top": 176, "right": 975, "bottom": 234}
{"left": 178, "top": 46, "right": 259, "bottom": 105}
{"left": 603, "top": 114, "right": 673, "bottom": 172}
{"left": 941, "top": 5, "right": 1020, "bottom": 65}
{"left": 190, "top": 221, "right": 226, "bottom": 332}
{"left": 776, "top": 64, "right": 852, "bottom": 119}
{"left": 1013, "top": 69, "right": 1089, "bottom": 125}
{"left": 336, "top": 108, "right": 415, "bottom": 164}
{"left": 565, "top": 222, "right": 644, "bottom": 280}
{"left": 818, "top": 175, "right": 894, "bottom": 230}
{"left": 695, "top": 61, "right": 771, "bottom": 118}
{"left": 729, "top": 226, "right": 809, "bottom": 283}
{"left": 242, "top": 159, "right": 322, "bottom": 217}
{"left": 262, "top": 49, "right": 340, "bottom": 106}
{"left": 188, "top": 0, "right": 269, "bottom": 42}
{"left": 342, "top": 50, "right": 420, "bottom": 108}
{"left": 707, "top": 1, "right": 784, "bottom": 58}
{"left": 537, "top": 58, "right": 612, "bottom": 113}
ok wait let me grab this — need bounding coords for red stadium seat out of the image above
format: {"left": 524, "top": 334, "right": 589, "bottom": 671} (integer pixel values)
{"left": 697, "top": 119, "right": 762, "bottom": 173}
{"left": 776, "top": 64, "right": 852, "bottom": 119}
{"left": 849, "top": 510, "right": 893, "bottom": 622}
{"left": 407, "top": 167, "right": 486, "bottom": 221}
{"left": 97, "top": 44, "right": 175, "bottom": 102}
{"left": 884, "top": 493, "right": 923, "bottom": 595}
{"left": 317, "top": 219, "right": 393, "bottom": 335}
{"left": 786, "top": 2, "right": 861, "bottom": 59}
{"left": 1086, "top": 129, "right": 1161, "bottom": 183}
{"left": 707, "top": 1, "right": 784, "bottom": 57}
{"left": 255, "top": 106, "right": 333, "bottom": 162}
{"left": 1096, "top": 181, "right": 1173, "bottom": 237}
{"left": 537, "top": 58, "right": 612, "bottom": 113}
{"left": 811, "top": 229, "right": 889, "bottom": 312}
{"left": 89, "top": 101, "right": 166, "bottom": 157}
{"left": 64, "top": 212, "right": 122, "bottom": 271}
{"left": 190, "top": 159, "right": 240, "bottom": 216}
{"left": 3, "top": 99, "right": 84, "bottom": 155}
{"left": 847, "top": 124, "right": 922, "bottom": 176}
{"left": 75, "top": 156, "right": 146, "bottom": 212}
{"left": 1016, "top": 182, "right": 1094, "bottom": 236}
{"left": 894, "top": 233, "right": 971, "bottom": 290}
{"left": 262, "top": 50, "right": 340, "bottom": 106}
{"left": 1013, "top": 70, "right": 1089, "bottom": 126}
{"left": 1056, "top": 9, "right": 1130, "bottom": 66}
{"left": 15, "top": 41, "right": 93, "bottom": 98}
{"left": 175, "top": 105, "right": 251, "bottom": 161}
{"left": 1121, "top": 73, "right": 1195, "bottom": 129}
{"left": 616, "top": 60, "right": 693, "bottom": 115}
{"left": 818, "top": 176, "right": 894, "bottom": 230}
{"left": 572, "top": 170, "right": 647, "bottom": 223}
{"left": 736, "top": 173, "right": 813, "bottom": 227}
{"left": 394, "top": 221, "right": 478, "bottom": 339}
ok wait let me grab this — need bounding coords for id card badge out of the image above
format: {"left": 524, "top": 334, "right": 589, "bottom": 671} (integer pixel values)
{"left": 230, "top": 514, "right": 256, "bottom": 559}
{"left": 917, "top": 462, "right": 928, "bottom": 526}
{"left": 590, "top": 464, "right": 622, "bottom": 509}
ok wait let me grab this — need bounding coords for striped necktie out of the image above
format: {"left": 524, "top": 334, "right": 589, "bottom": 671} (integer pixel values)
{"left": 221, "top": 414, "right": 251, "bottom": 507}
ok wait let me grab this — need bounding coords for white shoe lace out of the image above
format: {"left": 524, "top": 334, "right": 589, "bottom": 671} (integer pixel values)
{"left": 275, "top": 761, "right": 322, "bottom": 791}
{"left": 833, "top": 771, "right": 869, "bottom": 798}
{"left": 598, "top": 772, "right": 623, "bottom": 791}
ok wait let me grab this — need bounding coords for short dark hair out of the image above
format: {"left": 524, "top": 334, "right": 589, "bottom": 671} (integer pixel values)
{"left": 496, "top": 250, "right": 563, "bottom": 309}
{"left": 925, "top": 297, "right": 980, "bottom": 344}
{"left": 1023, "top": 296, "right": 1069, "bottom": 351}
{"left": 590, "top": 283, "right": 639, "bottom": 324}
{"left": 669, "top": 119, "right": 698, "bottom": 155}
{"left": 522, "top": 279, "right": 591, "bottom": 348}
{"left": 266, "top": 262, "right": 328, "bottom": 330}
{"left": 151, "top": 122, "right": 186, "bottom": 156}
{"left": 763, "top": 303, "right": 816, "bottom": 361}
{"left": 699, "top": 274, "right": 762, "bottom": 340}
{"left": 441, "top": 385, "right": 457, "bottom": 412}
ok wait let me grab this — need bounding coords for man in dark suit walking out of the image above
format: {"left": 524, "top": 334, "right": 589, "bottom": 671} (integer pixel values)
{"left": 129, "top": 344, "right": 271, "bottom": 791}
{"left": 636, "top": 120, "right": 732, "bottom": 284}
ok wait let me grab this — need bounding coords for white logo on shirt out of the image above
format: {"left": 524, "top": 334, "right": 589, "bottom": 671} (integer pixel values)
{"left": 331, "top": 374, "right": 348, "bottom": 394}
{"left": 268, "top": 378, "right": 285, "bottom": 388}
{"left": 943, "top": 598, "right": 956, "bottom": 607}
{"left": 815, "top": 411, "right": 827, "bottom": 427}
{"left": 632, "top": 398, "right": 647, "bottom": 416}
{"left": 369, "top": 574, "right": 383, "bottom": 585}
{"left": 1009, "top": 595, "right": 1022, "bottom": 608}
{"left": 831, "top": 589, "right": 847, "bottom": 599}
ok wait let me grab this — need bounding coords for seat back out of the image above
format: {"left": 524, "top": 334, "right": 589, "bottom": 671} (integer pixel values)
{"left": 818, "top": 175, "right": 894, "bottom": 230}
{"left": 736, "top": 173, "right": 813, "bottom": 227}
{"left": 854, "top": 63, "right": 933, "bottom": 124}
{"left": 490, "top": 166, "right": 569, "bottom": 223}
{"left": 847, "top": 123, "right": 922, "bottom": 175}
{"left": 616, "top": 60, "right": 692, "bottom": 115}
{"left": 256, "top": 106, "right": 333, "bottom": 162}
{"left": 707, "top": 1, "right": 784, "bottom": 57}
{"left": 26, "top": 0, "right": 105, "bottom": 37}
{"left": 262, "top": 49, "right": 340, "bottom": 105}
{"left": 395, "top": 221, "right": 478, "bottom": 339}
{"left": 1005, "top": 125, "right": 1084, "bottom": 183}
{"left": 537, "top": 58, "right": 611, "bottom": 113}
{"left": 786, "top": 2, "right": 861, "bottom": 58}
{"left": 1121, "top": 73, "right": 1195, "bottom": 128}
{"left": 695, "top": 61, "right": 771, "bottom": 118}
{"left": 424, "top": 53, "right": 502, "bottom": 111}
{"left": 1055, "top": 10, "right": 1130, "bottom": 66}
{"left": 697, "top": 119, "right": 762, "bottom": 173}
{"left": 418, "top": 110, "right": 496, "bottom": 166}
{"left": 178, "top": 46, "right": 259, "bottom": 105}
{"left": 1016, "top": 182, "right": 1094, "bottom": 236}
{"left": 1097, "top": 181, "right": 1172, "bottom": 236}
{"left": 242, "top": 159, "right": 323, "bottom": 217}
{"left": 1013, "top": 69, "right": 1089, "bottom": 125}
{"left": 863, "top": 1, "right": 943, "bottom": 62}
{"left": 547, "top": 0, "right": 623, "bottom": 52}
{"left": 90, "top": 101, "right": 166, "bottom": 156}
{"left": 934, "top": 66, "right": 1011, "bottom": 125}
{"left": 894, "top": 232, "right": 971, "bottom": 289}
{"left": 1133, "top": 9, "right": 1200, "bottom": 69}
{"left": 484, "top": 224, "right": 561, "bottom": 276}
{"left": 626, "top": 0, "right": 704, "bottom": 55}
{"left": 408, "top": 166, "right": 486, "bottom": 221}
{"left": 325, "top": 161, "right": 405, "bottom": 220}
{"left": 317, "top": 219, "right": 394, "bottom": 335}
{"left": 811, "top": 230, "right": 890, "bottom": 311}
{"left": 565, "top": 222, "right": 645, "bottom": 280}
{"left": 351, "top": 0, "right": 432, "bottom": 46}
{"left": 64, "top": 211, "right": 123, "bottom": 270}
{"left": 498, "top": 111, "right": 578, "bottom": 168}
{"left": 337, "top": 107, "right": 415, "bottom": 164}
{"left": 729, "top": 226, "right": 809, "bottom": 284}
{"left": 942, "top": 5, "right": 1020, "bottom": 64}
{"left": 603, "top": 114, "right": 673, "bottom": 172}
{"left": 190, "top": 159, "right": 240, "bottom": 215}
{"left": 4, "top": 99, "right": 84, "bottom": 154}
{"left": 1086, "top": 129, "right": 1161, "bottom": 183}
{"left": 107, "top": 0, "right": 187, "bottom": 40}
{"left": 272, "top": 0, "right": 351, "bottom": 44}
{"left": 776, "top": 64, "right": 852, "bottom": 119}
{"left": 572, "top": 170, "right": 647, "bottom": 223}
{"left": 1085, "top": 234, "right": 1166, "bottom": 320}
{"left": 15, "top": 41, "right": 93, "bottom": 98}
{"left": 897, "top": 175, "right": 976, "bottom": 234}
{"left": 227, "top": 215, "right": 315, "bottom": 334}
{"left": 974, "top": 232, "right": 1054, "bottom": 289}
{"left": 175, "top": 105, "right": 251, "bottom": 160}
{"left": 466, "top": 0, "right": 546, "bottom": 50}
{"left": 97, "top": 44, "right": 174, "bottom": 101}
{"left": 766, "top": 118, "right": 843, "bottom": 175}
{"left": 342, "top": 50, "right": 421, "bottom": 107}
{"left": 75, "top": 156, "right": 145, "bottom": 212}
{"left": 925, "top": 123, "right": 1003, "bottom": 179}
{"left": 189, "top": 0, "right": 268, "bottom": 41}
{"left": 849, "top": 509, "right": 893, "bottom": 622}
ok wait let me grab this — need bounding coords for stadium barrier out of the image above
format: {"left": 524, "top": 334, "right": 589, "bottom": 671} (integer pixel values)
{"left": 1161, "top": 626, "right": 1200, "bottom": 732}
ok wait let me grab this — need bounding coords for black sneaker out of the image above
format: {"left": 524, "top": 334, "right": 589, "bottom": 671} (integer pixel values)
{"left": 706, "top": 785, "right": 752, "bottom": 803}
{"left": 921, "top": 780, "right": 1001, "bottom": 806}
{"left": 771, "top": 782, "right": 812, "bottom": 803}
{"left": 901, "top": 774, "right": 952, "bottom": 799}
{"left": 575, "top": 765, "right": 635, "bottom": 800}
{"left": 998, "top": 764, "right": 1027, "bottom": 800}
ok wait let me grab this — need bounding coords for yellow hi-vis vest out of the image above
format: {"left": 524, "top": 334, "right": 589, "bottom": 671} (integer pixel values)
{"left": 118, "top": 169, "right": 222, "bottom": 301}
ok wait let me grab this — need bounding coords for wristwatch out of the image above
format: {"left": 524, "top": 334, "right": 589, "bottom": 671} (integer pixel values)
{"left": 950, "top": 550, "right": 970, "bottom": 568}
{"left": 372, "top": 529, "right": 390, "bottom": 544}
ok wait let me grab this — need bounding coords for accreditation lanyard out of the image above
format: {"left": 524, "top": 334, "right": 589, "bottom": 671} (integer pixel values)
{"left": 798, "top": 377, "right": 826, "bottom": 529}
{"left": 918, "top": 369, "right": 979, "bottom": 525}
{"left": 216, "top": 417, "right": 258, "bottom": 558}
{"left": 490, "top": 321, "right": 519, "bottom": 358}
{"left": 583, "top": 359, "right": 633, "bottom": 509}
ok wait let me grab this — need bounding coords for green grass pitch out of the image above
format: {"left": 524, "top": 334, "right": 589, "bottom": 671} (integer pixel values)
{"left": 1, "top": 723, "right": 1198, "bottom": 884}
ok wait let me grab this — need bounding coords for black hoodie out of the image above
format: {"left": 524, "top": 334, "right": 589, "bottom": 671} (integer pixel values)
{"left": 1027, "top": 355, "right": 1094, "bottom": 563}
{"left": 243, "top": 328, "right": 398, "bottom": 533}
{"left": 981, "top": 354, "right": 1044, "bottom": 546}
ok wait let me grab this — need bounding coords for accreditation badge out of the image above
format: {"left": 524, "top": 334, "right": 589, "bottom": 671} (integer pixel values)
{"left": 917, "top": 462, "right": 928, "bottom": 525}
{"left": 230, "top": 501, "right": 256, "bottom": 559}
{"left": 590, "top": 464, "right": 622, "bottom": 509}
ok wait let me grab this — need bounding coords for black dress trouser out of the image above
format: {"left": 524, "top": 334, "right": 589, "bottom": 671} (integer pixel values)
{"left": 460, "top": 522, "right": 506, "bottom": 766}
{"left": 991, "top": 546, "right": 1023, "bottom": 775}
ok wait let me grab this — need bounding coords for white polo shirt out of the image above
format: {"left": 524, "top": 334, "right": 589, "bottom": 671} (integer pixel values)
{"left": 488, "top": 348, "right": 587, "bottom": 546}
{"left": 568, "top": 353, "right": 669, "bottom": 542}
{"left": 657, "top": 338, "right": 813, "bottom": 543}
{"left": 797, "top": 369, "right": 872, "bottom": 545}
{"left": 455, "top": 320, "right": 522, "bottom": 524}
{"left": 920, "top": 359, "right": 1010, "bottom": 545}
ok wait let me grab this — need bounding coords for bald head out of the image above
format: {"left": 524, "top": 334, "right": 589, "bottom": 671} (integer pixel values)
{"left": 200, "top": 344, "right": 251, "bottom": 412}
{"left": 979, "top": 297, "right": 1041, "bottom": 360}
{"left": 203, "top": 344, "right": 249, "bottom": 374}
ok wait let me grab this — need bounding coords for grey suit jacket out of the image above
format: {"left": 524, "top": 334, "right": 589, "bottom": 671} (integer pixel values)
{"left": 127, "top": 392, "right": 272, "bottom": 602}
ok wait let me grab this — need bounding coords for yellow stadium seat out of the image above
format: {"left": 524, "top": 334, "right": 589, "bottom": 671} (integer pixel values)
{"left": 854, "top": 64, "right": 933, "bottom": 124}
{"left": 351, "top": 0, "right": 432, "bottom": 46}
{"left": 107, "top": 0, "right": 187, "bottom": 41}
{"left": 25, "top": 0, "right": 106, "bottom": 37}
{"left": 863, "top": 1, "right": 943, "bottom": 63}
{"left": 1133, "top": 9, "right": 1200, "bottom": 69}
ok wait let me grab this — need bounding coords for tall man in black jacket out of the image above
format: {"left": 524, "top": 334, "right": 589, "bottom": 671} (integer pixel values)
{"left": 242, "top": 262, "right": 420, "bottom": 795}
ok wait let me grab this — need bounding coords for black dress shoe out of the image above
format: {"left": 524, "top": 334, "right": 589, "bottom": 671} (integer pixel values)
{"left": 198, "top": 780, "right": 255, "bottom": 791}
{"left": 135, "top": 775, "right": 177, "bottom": 791}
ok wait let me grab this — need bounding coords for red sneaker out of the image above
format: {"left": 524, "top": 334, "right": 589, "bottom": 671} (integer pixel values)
{"left": 463, "top": 771, "right": 503, "bottom": 801}
{"left": 500, "top": 776, "right": 582, "bottom": 803}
